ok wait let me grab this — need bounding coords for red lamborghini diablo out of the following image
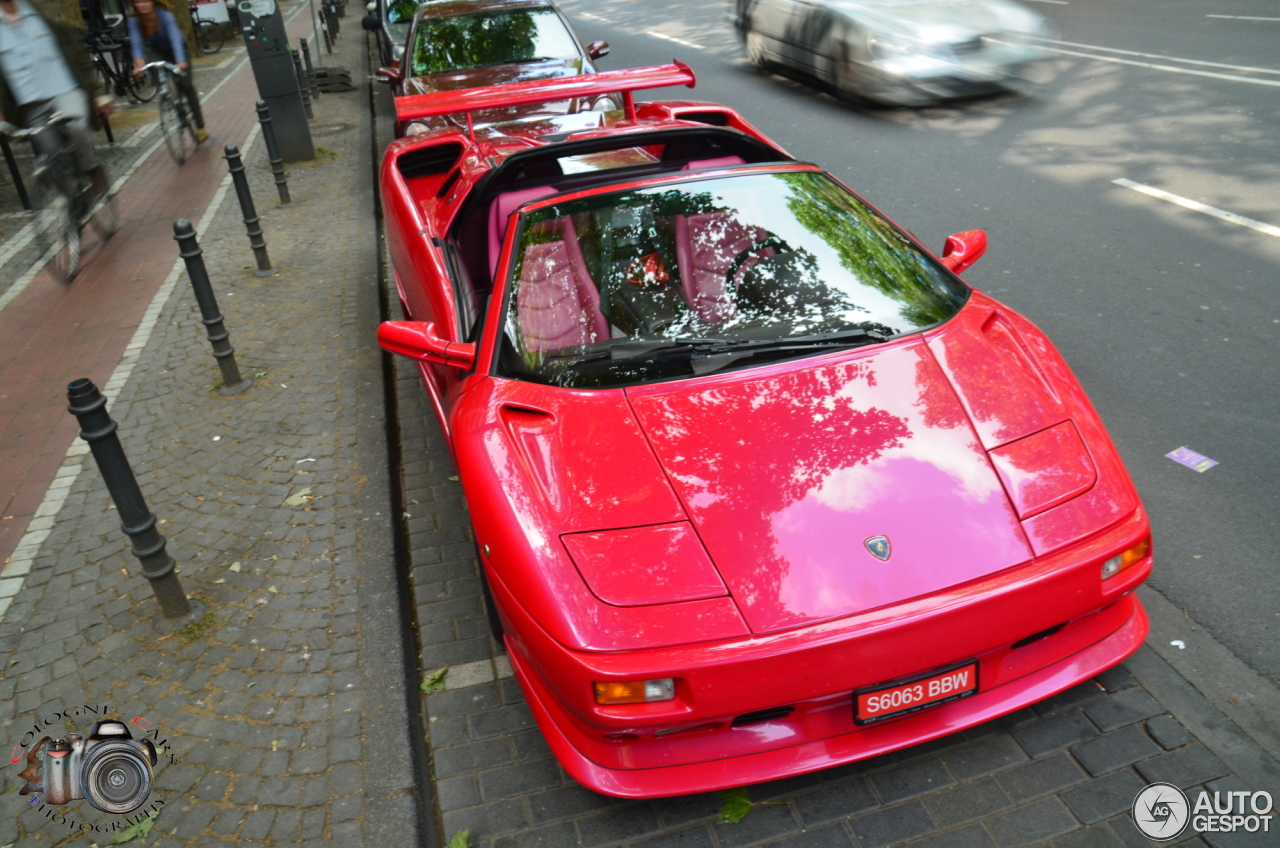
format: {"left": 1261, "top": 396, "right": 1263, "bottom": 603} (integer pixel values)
{"left": 375, "top": 64, "right": 1152, "bottom": 798}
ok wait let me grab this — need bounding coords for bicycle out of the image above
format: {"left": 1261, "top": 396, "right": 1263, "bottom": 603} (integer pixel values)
{"left": 0, "top": 115, "right": 119, "bottom": 281}
{"left": 139, "top": 60, "right": 200, "bottom": 164}
{"left": 187, "top": 2, "right": 225, "bottom": 54}
{"left": 85, "top": 16, "right": 158, "bottom": 103}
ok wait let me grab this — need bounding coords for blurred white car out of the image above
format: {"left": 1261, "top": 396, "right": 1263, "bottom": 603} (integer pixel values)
{"left": 731, "top": 0, "right": 1053, "bottom": 105}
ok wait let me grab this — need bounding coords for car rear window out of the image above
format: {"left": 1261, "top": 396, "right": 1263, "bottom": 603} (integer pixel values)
{"left": 496, "top": 171, "right": 968, "bottom": 388}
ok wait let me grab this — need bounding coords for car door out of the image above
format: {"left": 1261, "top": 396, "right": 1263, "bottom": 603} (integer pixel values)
{"left": 776, "top": 0, "right": 839, "bottom": 74}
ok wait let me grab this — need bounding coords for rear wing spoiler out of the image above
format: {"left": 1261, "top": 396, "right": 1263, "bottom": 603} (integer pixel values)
{"left": 394, "top": 62, "right": 697, "bottom": 130}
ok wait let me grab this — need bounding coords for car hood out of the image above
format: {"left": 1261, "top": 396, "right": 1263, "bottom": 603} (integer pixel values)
{"left": 405, "top": 57, "right": 586, "bottom": 95}
{"left": 626, "top": 336, "right": 1035, "bottom": 635}
{"left": 828, "top": 0, "right": 1046, "bottom": 40}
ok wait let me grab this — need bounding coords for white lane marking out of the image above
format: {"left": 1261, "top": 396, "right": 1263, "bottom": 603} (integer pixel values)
{"left": 1022, "top": 43, "right": 1280, "bottom": 88}
{"left": 0, "top": 125, "right": 259, "bottom": 622}
{"left": 645, "top": 31, "right": 705, "bottom": 50}
{"left": 121, "top": 120, "right": 160, "bottom": 149}
{"left": 1206, "top": 13, "right": 1280, "bottom": 21}
{"left": 1032, "top": 36, "right": 1280, "bottom": 75}
{"left": 1113, "top": 178, "right": 1280, "bottom": 239}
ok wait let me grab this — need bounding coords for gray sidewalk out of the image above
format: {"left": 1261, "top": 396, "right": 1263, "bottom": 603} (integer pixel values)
{"left": 0, "top": 26, "right": 427, "bottom": 848}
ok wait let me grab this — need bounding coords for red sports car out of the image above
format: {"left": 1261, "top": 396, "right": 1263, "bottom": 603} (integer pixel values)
{"left": 377, "top": 65, "right": 1152, "bottom": 798}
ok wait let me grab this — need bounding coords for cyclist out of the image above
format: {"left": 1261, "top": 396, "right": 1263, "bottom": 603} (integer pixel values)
{"left": 0, "top": 0, "right": 114, "bottom": 198}
{"left": 128, "top": 0, "right": 206, "bottom": 142}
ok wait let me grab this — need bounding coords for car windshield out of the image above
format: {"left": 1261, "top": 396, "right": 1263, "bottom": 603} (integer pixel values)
{"left": 409, "top": 9, "right": 578, "bottom": 76}
{"left": 497, "top": 171, "right": 968, "bottom": 388}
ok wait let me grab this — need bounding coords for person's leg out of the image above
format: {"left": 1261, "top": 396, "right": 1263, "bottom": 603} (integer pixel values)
{"left": 48, "top": 89, "right": 110, "bottom": 197}
{"left": 176, "top": 70, "right": 206, "bottom": 136}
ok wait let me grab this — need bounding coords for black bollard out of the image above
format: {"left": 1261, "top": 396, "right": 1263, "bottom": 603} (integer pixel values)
{"left": 67, "top": 379, "right": 204, "bottom": 629}
{"left": 292, "top": 50, "right": 315, "bottom": 120}
{"left": 174, "top": 218, "right": 257, "bottom": 393}
{"left": 300, "top": 37, "right": 320, "bottom": 101}
{"left": 255, "top": 101, "right": 293, "bottom": 206}
{"left": 321, "top": 17, "right": 332, "bottom": 54}
{"left": 222, "top": 146, "right": 279, "bottom": 277}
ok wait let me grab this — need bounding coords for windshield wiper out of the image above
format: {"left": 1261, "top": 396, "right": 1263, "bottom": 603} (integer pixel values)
{"left": 610, "top": 337, "right": 730, "bottom": 361}
{"left": 687, "top": 328, "right": 890, "bottom": 375}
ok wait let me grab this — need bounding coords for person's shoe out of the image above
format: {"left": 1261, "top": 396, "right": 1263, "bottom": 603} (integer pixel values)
{"left": 196, "top": 128, "right": 208, "bottom": 143}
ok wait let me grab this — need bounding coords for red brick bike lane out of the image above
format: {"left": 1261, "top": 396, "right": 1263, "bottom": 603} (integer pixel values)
{"left": 0, "top": 52, "right": 270, "bottom": 568}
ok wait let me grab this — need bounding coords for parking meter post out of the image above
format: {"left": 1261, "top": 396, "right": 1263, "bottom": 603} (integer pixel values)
{"left": 255, "top": 100, "right": 293, "bottom": 206}
{"left": 237, "top": 0, "right": 314, "bottom": 160}
{"left": 307, "top": 0, "right": 325, "bottom": 66}
{"left": 173, "top": 218, "right": 255, "bottom": 392}
{"left": 292, "top": 51, "right": 315, "bottom": 120}
{"left": 66, "top": 378, "right": 201, "bottom": 628}
{"left": 223, "top": 146, "right": 279, "bottom": 277}
{"left": 300, "top": 37, "right": 320, "bottom": 100}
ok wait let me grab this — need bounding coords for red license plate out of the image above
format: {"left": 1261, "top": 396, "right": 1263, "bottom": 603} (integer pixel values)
{"left": 855, "top": 662, "right": 978, "bottom": 726}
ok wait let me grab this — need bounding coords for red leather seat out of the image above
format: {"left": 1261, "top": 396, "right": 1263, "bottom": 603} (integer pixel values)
{"left": 489, "top": 188, "right": 609, "bottom": 353}
{"left": 671, "top": 158, "right": 767, "bottom": 324}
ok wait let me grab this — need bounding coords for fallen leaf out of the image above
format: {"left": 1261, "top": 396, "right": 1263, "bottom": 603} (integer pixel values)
{"left": 421, "top": 666, "right": 449, "bottom": 694}
{"left": 717, "top": 788, "right": 753, "bottom": 824}
{"left": 271, "top": 740, "right": 278, "bottom": 751}
{"left": 110, "top": 809, "right": 159, "bottom": 843}
{"left": 283, "top": 488, "right": 313, "bottom": 506}
{"left": 448, "top": 476, "right": 459, "bottom": 482}
{"left": 229, "top": 562, "right": 242, "bottom": 572}
{"left": 267, "top": 585, "right": 279, "bottom": 593}
{"left": 122, "top": 569, "right": 129, "bottom": 577}
{"left": 214, "top": 579, "right": 225, "bottom": 584}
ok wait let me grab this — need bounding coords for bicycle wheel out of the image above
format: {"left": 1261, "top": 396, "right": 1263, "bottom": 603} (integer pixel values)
{"left": 31, "top": 172, "right": 81, "bottom": 281}
{"left": 88, "top": 189, "right": 119, "bottom": 240}
{"left": 159, "top": 93, "right": 188, "bottom": 164}
{"left": 197, "top": 20, "right": 224, "bottom": 54}
{"left": 129, "top": 71, "right": 159, "bottom": 103}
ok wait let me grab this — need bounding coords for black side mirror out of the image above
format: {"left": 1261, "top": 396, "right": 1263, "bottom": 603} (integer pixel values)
{"left": 361, "top": 13, "right": 379, "bottom": 31}
{"left": 587, "top": 40, "right": 609, "bottom": 60}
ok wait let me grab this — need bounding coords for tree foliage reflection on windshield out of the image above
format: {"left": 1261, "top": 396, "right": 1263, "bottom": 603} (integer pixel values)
{"left": 499, "top": 171, "right": 967, "bottom": 388}
{"left": 410, "top": 9, "right": 579, "bottom": 76}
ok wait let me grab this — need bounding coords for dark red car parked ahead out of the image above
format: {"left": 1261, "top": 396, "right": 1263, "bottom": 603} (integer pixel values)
{"left": 371, "top": 0, "right": 610, "bottom": 136}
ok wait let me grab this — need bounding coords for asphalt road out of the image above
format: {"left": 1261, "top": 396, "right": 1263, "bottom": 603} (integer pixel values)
{"left": 558, "top": 0, "right": 1280, "bottom": 683}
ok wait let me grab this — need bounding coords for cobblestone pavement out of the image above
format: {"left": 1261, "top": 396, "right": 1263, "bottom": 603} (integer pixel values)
{"left": 0, "top": 24, "right": 427, "bottom": 848}
{"left": 374, "top": 89, "right": 1280, "bottom": 848}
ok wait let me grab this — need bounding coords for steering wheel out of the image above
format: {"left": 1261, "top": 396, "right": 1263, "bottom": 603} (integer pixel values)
{"left": 724, "top": 235, "right": 788, "bottom": 290}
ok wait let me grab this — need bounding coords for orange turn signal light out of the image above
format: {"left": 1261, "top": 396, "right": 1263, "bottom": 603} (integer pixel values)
{"left": 593, "top": 679, "right": 675, "bottom": 705}
{"left": 1101, "top": 537, "right": 1150, "bottom": 580}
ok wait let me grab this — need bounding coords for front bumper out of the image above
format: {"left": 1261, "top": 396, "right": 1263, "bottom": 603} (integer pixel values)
{"left": 493, "top": 508, "right": 1151, "bottom": 797}
{"left": 858, "top": 42, "right": 1050, "bottom": 106}
{"left": 512, "top": 593, "right": 1147, "bottom": 797}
